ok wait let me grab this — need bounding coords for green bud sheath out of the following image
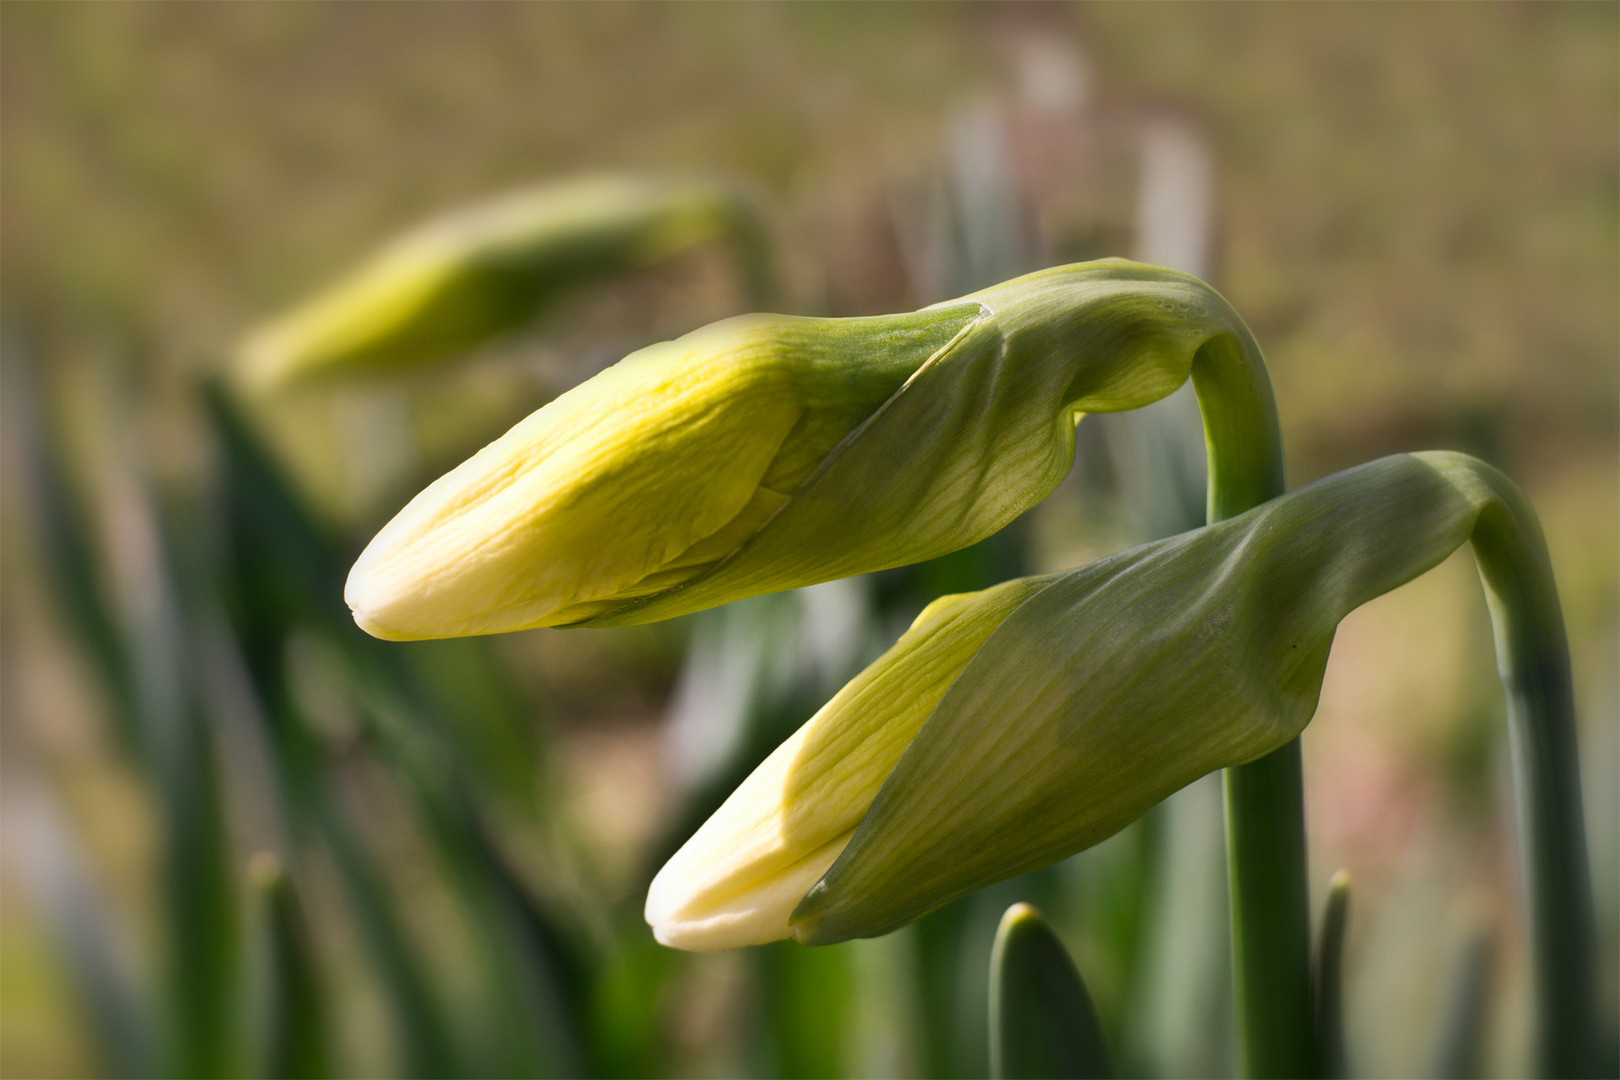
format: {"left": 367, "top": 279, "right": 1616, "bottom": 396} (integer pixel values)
{"left": 792, "top": 451, "right": 1575, "bottom": 943}
{"left": 348, "top": 261, "right": 1268, "bottom": 639}
{"left": 237, "top": 176, "right": 769, "bottom": 388}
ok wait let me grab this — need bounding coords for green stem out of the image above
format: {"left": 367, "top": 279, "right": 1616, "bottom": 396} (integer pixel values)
{"left": 1468, "top": 477, "right": 1594, "bottom": 1077}
{"left": 1223, "top": 743, "right": 1315, "bottom": 1077}
{"left": 1190, "top": 330, "right": 1316, "bottom": 1078}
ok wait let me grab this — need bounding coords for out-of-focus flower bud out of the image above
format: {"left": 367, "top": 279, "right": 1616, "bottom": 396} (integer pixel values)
{"left": 647, "top": 452, "right": 1554, "bottom": 948}
{"left": 346, "top": 260, "right": 1271, "bottom": 639}
{"left": 236, "top": 176, "right": 770, "bottom": 388}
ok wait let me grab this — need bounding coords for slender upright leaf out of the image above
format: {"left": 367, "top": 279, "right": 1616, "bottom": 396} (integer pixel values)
{"left": 989, "top": 903, "right": 1112, "bottom": 1080}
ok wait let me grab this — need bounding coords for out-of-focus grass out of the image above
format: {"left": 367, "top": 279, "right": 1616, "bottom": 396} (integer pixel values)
{"left": 1088, "top": 3, "right": 1619, "bottom": 466}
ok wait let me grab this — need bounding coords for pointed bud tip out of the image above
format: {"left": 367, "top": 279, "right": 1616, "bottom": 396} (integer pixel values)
{"left": 643, "top": 882, "right": 795, "bottom": 951}
{"left": 1001, "top": 902, "right": 1042, "bottom": 927}
{"left": 344, "top": 559, "right": 429, "bottom": 641}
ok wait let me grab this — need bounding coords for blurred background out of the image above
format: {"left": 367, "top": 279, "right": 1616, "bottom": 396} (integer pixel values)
{"left": 2, "top": 3, "right": 1615, "bottom": 1077}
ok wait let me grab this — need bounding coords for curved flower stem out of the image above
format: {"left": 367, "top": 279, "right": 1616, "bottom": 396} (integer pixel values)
{"left": 1186, "top": 327, "right": 1593, "bottom": 1080}
{"left": 1468, "top": 475, "right": 1594, "bottom": 1077}
{"left": 1189, "top": 329, "right": 1316, "bottom": 1078}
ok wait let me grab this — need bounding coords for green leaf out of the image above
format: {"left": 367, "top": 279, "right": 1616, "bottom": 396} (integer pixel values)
{"left": 989, "top": 904, "right": 1112, "bottom": 1080}
{"left": 1426, "top": 926, "right": 1493, "bottom": 1080}
{"left": 1315, "top": 870, "right": 1350, "bottom": 1079}
{"left": 249, "top": 856, "right": 332, "bottom": 1080}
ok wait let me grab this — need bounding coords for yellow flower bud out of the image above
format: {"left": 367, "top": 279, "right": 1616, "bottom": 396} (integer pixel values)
{"left": 236, "top": 176, "right": 768, "bottom": 388}
{"left": 346, "top": 260, "right": 1269, "bottom": 639}
{"left": 644, "top": 575, "right": 1052, "bottom": 948}
{"left": 646, "top": 452, "right": 1559, "bottom": 948}
{"left": 346, "top": 305, "right": 979, "bottom": 639}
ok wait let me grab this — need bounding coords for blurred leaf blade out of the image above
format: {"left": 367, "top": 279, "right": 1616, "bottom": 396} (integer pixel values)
{"left": 755, "top": 941, "right": 854, "bottom": 1080}
{"left": 314, "top": 788, "right": 461, "bottom": 1080}
{"left": 10, "top": 352, "right": 143, "bottom": 757}
{"left": 1316, "top": 870, "right": 1350, "bottom": 1079}
{"left": 9, "top": 785, "right": 160, "bottom": 1079}
{"left": 158, "top": 707, "right": 241, "bottom": 1079}
{"left": 249, "top": 855, "right": 332, "bottom": 1080}
{"left": 1427, "top": 927, "right": 1494, "bottom": 1080}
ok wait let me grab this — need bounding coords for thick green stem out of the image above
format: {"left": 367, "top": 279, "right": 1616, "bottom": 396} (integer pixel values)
{"left": 1468, "top": 481, "right": 1595, "bottom": 1077}
{"left": 1190, "top": 331, "right": 1316, "bottom": 1078}
{"left": 1222, "top": 745, "right": 1315, "bottom": 1076}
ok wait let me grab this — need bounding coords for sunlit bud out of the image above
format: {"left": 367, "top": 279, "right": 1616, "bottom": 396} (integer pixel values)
{"left": 346, "top": 260, "right": 1269, "bottom": 639}
{"left": 643, "top": 575, "right": 1052, "bottom": 948}
{"left": 648, "top": 452, "right": 1556, "bottom": 948}
{"left": 236, "top": 176, "right": 769, "bottom": 388}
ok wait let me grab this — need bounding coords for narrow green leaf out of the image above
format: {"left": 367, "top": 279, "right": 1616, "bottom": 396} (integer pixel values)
{"left": 249, "top": 855, "right": 332, "bottom": 1080}
{"left": 1315, "top": 870, "right": 1350, "bottom": 1079}
{"left": 11, "top": 359, "right": 143, "bottom": 755}
{"left": 989, "top": 903, "right": 1112, "bottom": 1080}
{"left": 201, "top": 385, "right": 463, "bottom": 1079}
{"left": 315, "top": 797, "right": 460, "bottom": 1080}
{"left": 1426, "top": 928, "right": 1493, "bottom": 1080}
{"left": 755, "top": 940, "right": 854, "bottom": 1080}
{"left": 11, "top": 788, "right": 158, "bottom": 1079}
{"left": 160, "top": 706, "right": 240, "bottom": 1080}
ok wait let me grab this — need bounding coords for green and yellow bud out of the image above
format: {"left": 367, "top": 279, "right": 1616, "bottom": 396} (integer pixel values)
{"left": 646, "top": 451, "right": 1565, "bottom": 948}
{"left": 236, "top": 176, "right": 769, "bottom": 388}
{"left": 644, "top": 575, "right": 1052, "bottom": 948}
{"left": 346, "top": 260, "right": 1272, "bottom": 639}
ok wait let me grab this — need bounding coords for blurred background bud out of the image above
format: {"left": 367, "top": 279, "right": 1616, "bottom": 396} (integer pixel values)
{"left": 236, "top": 176, "right": 773, "bottom": 389}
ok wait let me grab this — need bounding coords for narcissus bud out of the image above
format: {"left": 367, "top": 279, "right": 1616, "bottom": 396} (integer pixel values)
{"left": 346, "top": 260, "right": 1275, "bottom": 639}
{"left": 646, "top": 451, "right": 1565, "bottom": 948}
{"left": 644, "top": 575, "right": 1052, "bottom": 948}
{"left": 236, "top": 176, "right": 769, "bottom": 387}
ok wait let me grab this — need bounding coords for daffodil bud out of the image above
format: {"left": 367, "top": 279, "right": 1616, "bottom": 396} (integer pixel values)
{"left": 346, "top": 260, "right": 1275, "bottom": 639}
{"left": 236, "top": 176, "right": 769, "bottom": 388}
{"left": 646, "top": 451, "right": 1569, "bottom": 948}
{"left": 644, "top": 575, "right": 1053, "bottom": 949}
